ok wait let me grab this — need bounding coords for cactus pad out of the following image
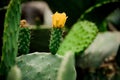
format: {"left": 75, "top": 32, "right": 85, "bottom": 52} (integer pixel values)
{"left": 16, "top": 52, "right": 62, "bottom": 80}
{"left": 57, "top": 20, "right": 98, "bottom": 55}
{"left": 18, "top": 27, "right": 30, "bottom": 55}
{"left": 57, "top": 52, "right": 76, "bottom": 80}
{"left": 1, "top": 0, "right": 21, "bottom": 74}
{"left": 49, "top": 28, "right": 63, "bottom": 55}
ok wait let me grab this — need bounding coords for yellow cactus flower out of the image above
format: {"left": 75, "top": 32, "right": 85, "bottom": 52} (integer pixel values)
{"left": 52, "top": 12, "right": 67, "bottom": 28}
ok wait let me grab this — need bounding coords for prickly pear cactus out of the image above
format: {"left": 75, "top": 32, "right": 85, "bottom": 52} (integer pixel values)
{"left": 7, "top": 65, "right": 22, "bottom": 80}
{"left": 49, "top": 28, "right": 63, "bottom": 55}
{"left": 57, "top": 52, "right": 76, "bottom": 80}
{"left": 18, "top": 24, "right": 30, "bottom": 55}
{"left": 1, "top": 0, "right": 21, "bottom": 74}
{"left": 16, "top": 52, "right": 62, "bottom": 80}
{"left": 57, "top": 20, "right": 98, "bottom": 55}
{"left": 49, "top": 12, "right": 67, "bottom": 55}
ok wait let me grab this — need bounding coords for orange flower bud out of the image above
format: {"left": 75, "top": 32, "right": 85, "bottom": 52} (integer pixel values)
{"left": 20, "top": 19, "right": 28, "bottom": 28}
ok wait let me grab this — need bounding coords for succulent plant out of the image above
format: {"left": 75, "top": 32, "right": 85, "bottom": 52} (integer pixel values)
{"left": 17, "top": 52, "right": 62, "bottom": 80}
{"left": 0, "top": 0, "right": 20, "bottom": 75}
{"left": 57, "top": 20, "right": 98, "bottom": 56}
{"left": 1, "top": 0, "right": 120, "bottom": 80}
{"left": 49, "top": 12, "right": 67, "bottom": 55}
{"left": 18, "top": 20, "right": 30, "bottom": 55}
{"left": 57, "top": 52, "right": 76, "bottom": 80}
{"left": 49, "top": 28, "right": 63, "bottom": 55}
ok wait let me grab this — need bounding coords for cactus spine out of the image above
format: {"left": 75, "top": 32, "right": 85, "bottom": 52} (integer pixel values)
{"left": 49, "top": 12, "right": 67, "bottom": 55}
{"left": 18, "top": 20, "right": 30, "bottom": 55}
{"left": 57, "top": 20, "right": 98, "bottom": 55}
{"left": 0, "top": 0, "right": 21, "bottom": 75}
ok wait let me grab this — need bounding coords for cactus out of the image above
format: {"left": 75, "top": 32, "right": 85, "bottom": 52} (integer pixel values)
{"left": 56, "top": 52, "right": 76, "bottom": 80}
{"left": 16, "top": 52, "right": 77, "bottom": 80}
{"left": 57, "top": 20, "right": 98, "bottom": 55}
{"left": 18, "top": 20, "right": 30, "bottom": 55}
{"left": 49, "top": 28, "right": 63, "bottom": 55}
{"left": 49, "top": 12, "right": 67, "bottom": 55}
{"left": 7, "top": 65, "right": 22, "bottom": 80}
{"left": 0, "top": 0, "right": 21, "bottom": 75}
{"left": 16, "top": 52, "right": 62, "bottom": 80}
{"left": 1, "top": 0, "right": 119, "bottom": 79}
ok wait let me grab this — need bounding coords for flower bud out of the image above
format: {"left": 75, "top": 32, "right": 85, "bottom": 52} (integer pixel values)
{"left": 52, "top": 12, "right": 67, "bottom": 28}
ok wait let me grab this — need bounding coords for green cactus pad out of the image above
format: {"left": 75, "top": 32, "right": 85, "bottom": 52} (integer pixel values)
{"left": 57, "top": 20, "right": 98, "bottom": 55}
{"left": 57, "top": 52, "right": 76, "bottom": 80}
{"left": 18, "top": 27, "right": 30, "bottom": 55}
{"left": 49, "top": 28, "right": 63, "bottom": 55}
{"left": 16, "top": 52, "right": 62, "bottom": 80}
{"left": 1, "top": 0, "right": 21, "bottom": 74}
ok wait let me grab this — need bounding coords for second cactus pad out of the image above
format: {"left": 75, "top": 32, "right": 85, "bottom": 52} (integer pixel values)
{"left": 16, "top": 52, "right": 62, "bottom": 80}
{"left": 18, "top": 27, "right": 30, "bottom": 55}
{"left": 57, "top": 20, "right": 98, "bottom": 55}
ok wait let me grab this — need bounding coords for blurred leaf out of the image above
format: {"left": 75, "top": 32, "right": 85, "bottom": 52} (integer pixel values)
{"left": 111, "top": 73, "right": 120, "bottom": 80}
{"left": 116, "top": 45, "right": 120, "bottom": 67}
{"left": 79, "top": 1, "right": 120, "bottom": 31}
{"left": 107, "top": 8, "right": 120, "bottom": 30}
{"left": 77, "top": 32, "right": 120, "bottom": 69}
